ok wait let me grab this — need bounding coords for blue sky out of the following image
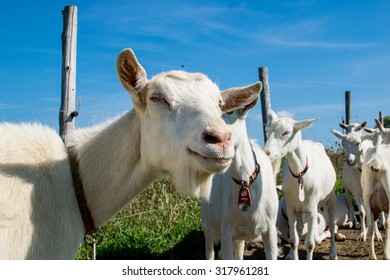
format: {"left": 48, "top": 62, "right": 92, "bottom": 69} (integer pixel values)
{"left": 1, "top": 0, "right": 389, "bottom": 147}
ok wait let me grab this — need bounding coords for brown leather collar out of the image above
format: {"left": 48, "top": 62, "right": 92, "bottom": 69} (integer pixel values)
{"left": 67, "top": 146, "right": 96, "bottom": 235}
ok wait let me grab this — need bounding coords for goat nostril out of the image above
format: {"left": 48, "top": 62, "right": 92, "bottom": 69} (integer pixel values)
{"left": 203, "top": 130, "right": 231, "bottom": 144}
{"left": 265, "top": 150, "right": 271, "bottom": 156}
{"left": 203, "top": 133, "right": 220, "bottom": 144}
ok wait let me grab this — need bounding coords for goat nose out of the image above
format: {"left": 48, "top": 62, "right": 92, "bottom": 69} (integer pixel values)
{"left": 203, "top": 129, "right": 232, "bottom": 144}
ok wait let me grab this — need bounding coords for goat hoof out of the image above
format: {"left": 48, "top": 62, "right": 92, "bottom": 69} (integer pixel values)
{"left": 335, "top": 233, "right": 346, "bottom": 242}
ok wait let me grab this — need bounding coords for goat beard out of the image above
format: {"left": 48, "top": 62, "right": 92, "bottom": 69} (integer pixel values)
{"left": 172, "top": 167, "right": 213, "bottom": 201}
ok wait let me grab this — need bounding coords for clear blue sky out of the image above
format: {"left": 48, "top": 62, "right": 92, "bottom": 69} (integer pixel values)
{"left": 1, "top": 0, "right": 389, "bottom": 147}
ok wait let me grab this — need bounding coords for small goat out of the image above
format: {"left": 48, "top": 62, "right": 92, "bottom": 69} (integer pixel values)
{"left": 331, "top": 127, "right": 374, "bottom": 239}
{"left": 264, "top": 110, "right": 337, "bottom": 260}
{"left": 361, "top": 119, "right": 390, "bottom": 259}
{"left": 0, "top": 48, "right": 261, "bottom": 259}
{"left": 201, "top": 95, "right": 279, "bottom": 260}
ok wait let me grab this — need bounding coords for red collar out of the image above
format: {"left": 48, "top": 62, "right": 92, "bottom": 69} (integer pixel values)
{"left": 232, "top": 160, "right": 260, "bottom": 188}
{"left": 289, "top": 157, "right": 309, "bottom": 179}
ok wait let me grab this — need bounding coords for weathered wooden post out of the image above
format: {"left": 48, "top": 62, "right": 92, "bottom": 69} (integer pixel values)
{"left": 345, "top": 91, "right": 351, "bottom": 132}
{"left": 259, "top": 67, "right": 271, "bottom": 144}
{"left": 379, "top": 111, "right": 383, "bottom": 124}
{"left": 59, "top": 5, "right": 78, "bottom": 145}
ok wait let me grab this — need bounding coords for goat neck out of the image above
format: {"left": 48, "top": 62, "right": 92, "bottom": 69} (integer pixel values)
{"left": 228, "top": 130, "right": 256, "bottom": 183}
{"left": 285, "top": 136, "right": 308, "bottom": 177}
{"left": 69, "top": 110, "right": 158, "bottom": 227}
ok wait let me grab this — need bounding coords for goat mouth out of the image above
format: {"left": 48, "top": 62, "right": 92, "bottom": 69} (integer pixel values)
{"left": 187, "top": 148, "right": 231, "bottom": 166}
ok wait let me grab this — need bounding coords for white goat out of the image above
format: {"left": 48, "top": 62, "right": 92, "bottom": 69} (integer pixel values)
{"left": 201, "top": 95, "right": 279, "bottom": 260}
{"left": 339, "top": 121, "right": 367, "bottom": 134}
{"left": 331, "top": 128, "right": 374, "bottom": 239}
{"left": 277, "top": 194, "right": 349, "bottom": 244}
{"left": 361, "top": 119, "right": 390, "bottom": 259}
{"left": 364, "top": 124, "right": 390, "bottom": 146}
{"left": 364, "top": 123, "right": 390, "bottom": 230}
{"left": 264, "top": 110, "right": 337, "bottom": 260}
{"left": 0, "top": 48, "right": 261, "bottom": 259}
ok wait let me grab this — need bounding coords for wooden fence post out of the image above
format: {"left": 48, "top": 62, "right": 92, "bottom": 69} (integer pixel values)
{"left": 259, "top": 67, "right": 271, "bottom": 144}
{"left": 379, "top": 111, "right": 383, "bottom": 124}
{"left": 345, "top": 91, "right": 351, "bottom": 132}
{"left": 59, "top": 5, "right": 78, "bottom": 145}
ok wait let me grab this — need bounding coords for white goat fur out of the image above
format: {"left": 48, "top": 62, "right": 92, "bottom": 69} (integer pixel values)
{"left": 331, "top": 127, "right": 374, "bottom": 240}
{"left": 201, "top": 97, "right": 279, "bottom": 260}
{"left": 264, "top": 110, "right": 337, "bottom": 260}
{"left": 361, "top": 119, "right": 390, "bottom": 259}
{"left": 0, "top": 49, "right": 261, "bottom": 259}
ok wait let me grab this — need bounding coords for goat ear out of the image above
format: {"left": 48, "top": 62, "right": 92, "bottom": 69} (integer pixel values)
{"left": 339, "top": 123, "right": 348, "bottom": 130}
{"left": 359, "top": 121, "right": 368, "bottom": 130}
{"left": 267, "top": 109, "right": 278, "bottom": 124}
{"left": 331, "top": 129, "right": 345, "bottom": 140}
{"left": 375, "top": 119, "right": 385, "bottom": 133}
{"left": 293, "top": 118, "right": 318, "bottom": 132}
{"left": 238, "top": 96, "right": 259, "bottom": 118}
{"left": 116, "top": 48, "right": 148, "bottom": 107}
{"left": 362, "top": 133, "right": 375, "bottom": 142}
{"left": 220, "top": 82, "right": 262, "bottom": 113}
{"left": 364, "top": 128, "right": 376, "bottom": 134}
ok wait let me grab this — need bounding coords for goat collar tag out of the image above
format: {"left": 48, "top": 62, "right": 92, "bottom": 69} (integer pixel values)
{"left": 67, "top": 146, "right": 97, "bottom": 235}
{"left": 232, "top": 150, "right": 260, "bottom": 212}
{"left": 289, "top": 157, "right": 309, "bottom": 202}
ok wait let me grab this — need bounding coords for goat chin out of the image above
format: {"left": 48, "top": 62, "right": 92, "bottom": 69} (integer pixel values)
{"left": 172, "top": 168, "right": 213, "bottom": 200}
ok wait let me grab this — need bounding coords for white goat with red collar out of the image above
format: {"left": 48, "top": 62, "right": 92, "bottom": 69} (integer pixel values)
{"left": 264, "top": 110, "right": 337, "bottom": 260}
{"left": 201, "top": 94, "right": 279, "bottom": 260}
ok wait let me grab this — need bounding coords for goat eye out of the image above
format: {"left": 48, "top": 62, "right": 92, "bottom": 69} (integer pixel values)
{"left": 149, "top": 94, "right": 170, "bottom": 107}
{"left": 149, "top": 95, "right": 162, "bottom": 102}
{"left": 283, "top": 131, "right": 290, "bottom": 137}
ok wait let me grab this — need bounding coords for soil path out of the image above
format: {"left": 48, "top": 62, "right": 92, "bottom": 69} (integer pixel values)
{"left": 245, "top": 229, "right": 386, "bottom": 260}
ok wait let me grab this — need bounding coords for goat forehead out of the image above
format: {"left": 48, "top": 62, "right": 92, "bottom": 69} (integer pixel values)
{"left": 267, "top": 120, "right": 293, "bottom": 135}
{"left": 344, "top": 134, "right": 361, "bottom": 145}
{"left": 150, "top": 71, "right": 221, "bottom": 104}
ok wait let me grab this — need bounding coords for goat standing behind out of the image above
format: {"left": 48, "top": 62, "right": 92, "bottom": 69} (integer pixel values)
{"left": 331, "top": 128, "right": 374, "bottom": 239}
{"left": 201, "top": 95, "right": 279, "bottom": 260}
{"left": 264, "top": 110, "right": 337, "bottom": 260}
{"left": 361, "top": 119, "right": 390, "bottom": 259}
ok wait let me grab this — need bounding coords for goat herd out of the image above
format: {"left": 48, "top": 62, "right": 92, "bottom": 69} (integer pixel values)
{"left": 0, "top": 48, "right": 388, "bottom": 260}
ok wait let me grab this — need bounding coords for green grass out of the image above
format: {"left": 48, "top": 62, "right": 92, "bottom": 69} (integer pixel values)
{"left": 75, "top": 177, "right": 204, "bottom": 260}
{"left": 75, "top": 146, "right": 346, "bottom": 260}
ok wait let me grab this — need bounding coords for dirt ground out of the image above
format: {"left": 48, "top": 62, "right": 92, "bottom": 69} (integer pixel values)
{"left": 245, "top": 228, "right": 386, "bottom": 260}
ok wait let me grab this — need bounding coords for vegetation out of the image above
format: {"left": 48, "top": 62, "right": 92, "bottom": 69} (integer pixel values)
{"left": 76, "top": 177, "right": 204, "bottom": 260}
{"left": 75, "top": 145, "right": 345, "bottom": 260}
{"left": 384, "top": 116, "right": 390, "bottom": 128}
